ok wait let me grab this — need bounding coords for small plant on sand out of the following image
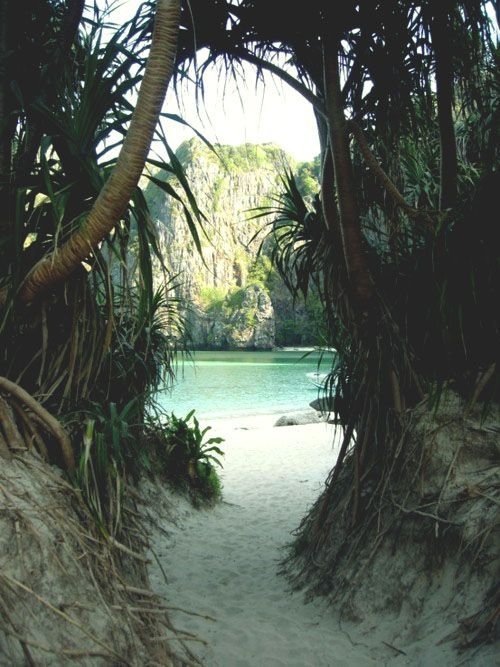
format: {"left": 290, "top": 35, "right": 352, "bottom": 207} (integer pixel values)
{"left": 163, "top": 410, "right": 225, "bottom": 501}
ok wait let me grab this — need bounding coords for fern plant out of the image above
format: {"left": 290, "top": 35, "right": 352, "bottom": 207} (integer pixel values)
{"left": 162, "top": 410, "right": 224, "bottom": 499}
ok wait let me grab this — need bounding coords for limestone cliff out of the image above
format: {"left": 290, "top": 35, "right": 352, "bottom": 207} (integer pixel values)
{"left": 144, "top": 138, "right": 321, "bottom": 349}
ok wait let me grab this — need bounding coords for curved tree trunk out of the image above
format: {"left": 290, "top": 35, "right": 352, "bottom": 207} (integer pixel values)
{"left": 322, "top": 37, "right": 373, "bottom": 311}
{"left": 19, "top": 0, "right": 181, "bottom": 303}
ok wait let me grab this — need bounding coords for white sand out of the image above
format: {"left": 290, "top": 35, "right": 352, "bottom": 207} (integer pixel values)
{"left": 148, "top": 415, "right": 377, "bottom": 666}
{"left": 147, "top": 413, "right": 495, "bottom": 666}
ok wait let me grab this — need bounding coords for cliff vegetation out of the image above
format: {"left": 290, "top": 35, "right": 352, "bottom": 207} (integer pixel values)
{"left": 143, "top": 138, "right": 324, "bottom": 349}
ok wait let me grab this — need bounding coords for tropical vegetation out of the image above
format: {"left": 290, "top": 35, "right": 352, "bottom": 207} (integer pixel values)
{"left": 160, "top": 409, "right": 224, "bottom": 501}
{"left": 0, "top": 0, "right": 498, "bottom": 656}
{"left": 173, "top": 0, "right": 499, "bottom": 642}
{"left": 0, "top": 0, "right": 213, "bottom": 536}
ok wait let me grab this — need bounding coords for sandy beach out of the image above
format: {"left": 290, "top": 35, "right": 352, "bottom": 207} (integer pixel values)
{"left": 148, "top": 415, "right": 374, "bottom": 666}
{"left": 147, "top": 414, "right": 496, "bottom": 667}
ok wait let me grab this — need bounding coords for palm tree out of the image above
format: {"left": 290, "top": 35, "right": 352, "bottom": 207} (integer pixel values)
{"left": 15, "top": 0, "right": 181, "bottom": 302}
{"left": 0, "top": 0, "right": 185, "bottom": 469}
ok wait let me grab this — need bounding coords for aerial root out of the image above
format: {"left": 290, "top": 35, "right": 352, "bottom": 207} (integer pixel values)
{"left": 0, "top": 376, "right": 74, "bottom": 471}
{"left": 437, "top": 585, "right": 500, "bottom": 649}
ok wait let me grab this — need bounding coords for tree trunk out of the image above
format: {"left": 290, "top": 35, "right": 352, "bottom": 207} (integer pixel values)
{"left": 314, "top": 107, "right": 328, "bottom": 158}
{"left": 19, "top": 0, "right": 181, "bottom": 303}
{"left": 322, "top": 37, "right": 373, "bottom": 311}
{"left": 59, "top": 0, "right": 85, "bottom": 58}
{"left": 431, "top": 3, "right": 457, "bottom": 210}
{"left": 321, "top": 146, "right": 339, "bottom": 234}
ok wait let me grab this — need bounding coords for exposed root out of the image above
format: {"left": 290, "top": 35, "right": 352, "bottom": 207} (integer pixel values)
{"left": 457, "top": 584, "right": 500, "bottom": 649}
{"left": 0, "top": 452, "right": 197, "bottom": 666}
{"left": 0, "top": 429, "right": 11, "bottom": 460}
{"left": 0, "top": 376, "right": 75, "bottom": 470}
{"left": 285, "top": 391, "right": 500, "bottom": 659}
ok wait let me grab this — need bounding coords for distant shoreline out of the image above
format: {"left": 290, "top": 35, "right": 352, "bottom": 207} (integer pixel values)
{"left": 189, "top": 346, "right": 334, "bottom": 353}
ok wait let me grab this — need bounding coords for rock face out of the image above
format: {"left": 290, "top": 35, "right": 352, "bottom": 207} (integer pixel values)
{"left": 187, "top": 285, "right": 275, "bottom": 349}
{"left": 227, "top": 285, "right": 275, "bottom": 349}
{"left": 144, "top": 138, "right": 320, "bottom": 349}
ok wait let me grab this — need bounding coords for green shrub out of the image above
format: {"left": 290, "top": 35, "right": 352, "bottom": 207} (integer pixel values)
{"left": 195, "top": 461, "right": 223, "bottom": 502}
{"left": 225, "top": 287, "right": 246, "bottom": 310}
{"left": 161, "top": 410, "right": 224, "bottom": 502}
{"left": 199, "top": 285, "right": 228, "bottom": 312}
{"left": 71, "top": 398, "right": 146, "bottom": 534}
{"left": 247, "top": 254, "right": 274, "bottom": 289}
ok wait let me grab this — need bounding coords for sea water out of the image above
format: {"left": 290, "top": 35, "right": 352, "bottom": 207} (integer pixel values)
{"left": 157, "top": 350, "right": 334, "bottom": 420}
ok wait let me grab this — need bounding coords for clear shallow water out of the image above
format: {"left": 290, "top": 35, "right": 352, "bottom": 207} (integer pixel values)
{"left": 157, "top": 350, "right": 334, "bottom": 420}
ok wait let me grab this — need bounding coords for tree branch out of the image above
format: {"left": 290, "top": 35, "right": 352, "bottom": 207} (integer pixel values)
{"left": 323, "top": 38, "right": 373, "bottom": 310}
{"left": 346, "top": 120, "right": 428, "bottom": 221}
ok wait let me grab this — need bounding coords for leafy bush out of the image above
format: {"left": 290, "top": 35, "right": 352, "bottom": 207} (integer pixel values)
{"left": 247, "top": 254, "right": 274, "bottom": 290}
{"left": 199, "top": 285, "right": 229, "bottom": 312}
{"left": 70, "top": 398, "right": 144, "bottom": 534}
{"left": 161, "top": 410, "right": 224, "bottom": 501}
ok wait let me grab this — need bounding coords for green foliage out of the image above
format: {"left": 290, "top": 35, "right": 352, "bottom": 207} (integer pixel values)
{"left": 72, "top": 397, "right": 165, "bottom": 535}
{"left": 201, "top": 285, "right": 253, "bottom": 321}
{"left": 87, "top": 400, "right": 140, "bottom": 459}
{"left": 73, "top": 398, "right": 141, "bottom": 536}
{"left": 198, "top": 464, "right": 223, "bottom": 501}
{"left": 219, "top": 143, "right": 288, "bottom": 173}
{"left": 225, "top": 287, "right": 246, "bottom": 311}
{"left": 73, "top": 400, "right": 225, "bottom": 528}
{"left": 174, "top": 137, "right": 289, "bottom": 173}
{"left": 247, "top": 254, "right": 273, "bottom": 289}
{"left": 294, "top": 157, "right": 321, "bottom": 202}
{"left": 160, "top": 410, "right": 225, "bottom": 501}
{"left": 75, "top": 418, "right": 123, "bottom": 534}
{"left": 175, "top": 0, "right": 499, "bottom": 611}
{"left": 0, "top": 2, "right": 222, "bottom": 547}
{"left": 199, "top": 286, "right": 229, "bottom": 311}
{"left": 254, "top": 170, "right": 327, "bottom": 301}
{"left": 0, "top": 4, "right": 208, "bottom": 446}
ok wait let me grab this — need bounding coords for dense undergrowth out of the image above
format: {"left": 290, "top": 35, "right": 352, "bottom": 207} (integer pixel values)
{"left": 0, "top": 1, "right": 226, "bottom": 522}
{"left": 0, "top": 0, "right": 498, "bottom": 661}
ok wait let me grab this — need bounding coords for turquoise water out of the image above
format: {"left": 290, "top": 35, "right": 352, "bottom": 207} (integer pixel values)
{"left": 157, "top": 350, "right": 333, "bottom": 420}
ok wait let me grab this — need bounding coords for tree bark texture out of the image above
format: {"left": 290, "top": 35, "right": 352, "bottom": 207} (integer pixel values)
{"left": 321, "top": 147, "right": 339, "bottom": 234}
{"left": 322, "top": 37, "right": 373, "bottom": 310}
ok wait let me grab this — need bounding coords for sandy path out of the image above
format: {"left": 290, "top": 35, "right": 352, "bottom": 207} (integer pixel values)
{"left": 148, "top": 416, "right": 376, "bottom": 666}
